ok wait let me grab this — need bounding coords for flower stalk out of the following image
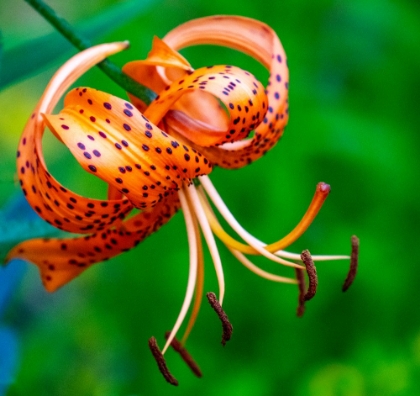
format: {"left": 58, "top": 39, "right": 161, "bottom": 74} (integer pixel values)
{"left": 25, "top": 0, "right": 156, "bottom": 104}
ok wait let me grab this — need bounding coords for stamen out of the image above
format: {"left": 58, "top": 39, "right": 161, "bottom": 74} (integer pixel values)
{"left": 181, "top": 212, "right": 205, "bottom": 345}
{"left": 277, "top": 250, "right": 350, "bottom": 262}
{"left": 198, "top": 181, "right": 330, "bottom": 256}
{"left": 162, "top": 188, "right": 198, "bottom": 354}
{"left": 206, "top": 292, "right": 233, "bottom": 346}
{"left": 165, "top": 332, "right": 202, "bottom": 378}
{"left": 230, "top": 248, "right": 298, "bottom": 284}
{"left": 301, "top": 250, "right": 317, "bottom": 301}
{"left": 186, "top": 184, "right": 225, "bottom": 304}
{"left": 342, "top": 235, "right": 359, "bottom": 292}
{"left": 198, "top": 178, "right": 304, "bottom": 269}
{"left": 295, "top": 268, "right": 306, "bottom": 317}
{"left": 198, "top": 186, "right": 350, "bottom": 267}
{"left": 148, "top": 337, "right": 178, "bottom": 386}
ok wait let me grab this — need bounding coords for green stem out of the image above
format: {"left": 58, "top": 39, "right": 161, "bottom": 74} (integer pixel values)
{"left": 24, "top": 0, "right": 156, "bottom": 105}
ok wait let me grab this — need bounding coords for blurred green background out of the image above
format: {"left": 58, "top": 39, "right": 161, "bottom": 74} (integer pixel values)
{"left": 1, "top": 0, "right": 419, "bottom": 395}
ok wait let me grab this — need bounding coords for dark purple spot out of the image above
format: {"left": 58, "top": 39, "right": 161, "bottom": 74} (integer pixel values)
{"left": 104, "top": 102, "right": 112, "bottom": 110}
{"left": 123, "top": 109, "right": 133, "bottom": 117}
{"left": 123, "top": 123, "right": 131, "bottom": 131}
{"left": 93, "top": 150, "right": 101, "bottom": 157}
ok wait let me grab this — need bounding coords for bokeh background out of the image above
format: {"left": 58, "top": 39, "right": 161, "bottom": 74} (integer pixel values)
{"left": 1, "top": 0, "right": 419, "bottom": 395}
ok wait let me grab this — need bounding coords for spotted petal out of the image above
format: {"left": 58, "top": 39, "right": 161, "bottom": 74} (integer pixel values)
{"left": 6, "top": 194, "right": 180, "bottom": 292}
{"left": 17, "top": 43, "right": 136, "bottom": 234}
{"left": 126, "top": 16, "right": 289, "bottom": 168}
{"left": 44, "top": 88, "right": 212, "bottom": 210}
{"left": 144, "top": 65, "right": 268, "bottom": 147}
{"left": 124, "top": 37, "right": 229, "bottom": 130}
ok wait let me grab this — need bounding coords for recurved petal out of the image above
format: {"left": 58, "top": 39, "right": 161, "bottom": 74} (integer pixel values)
{"left": 123, "top": 37, "right": 192, "bottom": 111}
{"left": 44, "top": 88, "right": 212, "bottom": 210}
{"left": 17, "top": 42, "right": 136, "bottom": 234}
{"left": 144, "top": 65, "right": 267, "bottom": 147}
{"left": 6, "top": 193, "right": 180, "bottom": 292}
{"left": 162, "top": 16, "right": 289, "bottom": 168}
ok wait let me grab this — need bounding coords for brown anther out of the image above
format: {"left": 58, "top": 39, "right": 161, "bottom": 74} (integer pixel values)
{"left": 148, "top": 337, "right": 178, "bottom": 386}
{"left": 295, "top": 268, "right": 306, "bottom": 317}
{"left": 164, "top": 332, "right": 202, "bottom": 378}
{"left": 342, "top": 235, "right": 359, "bottom": 292}
{"left": 206, "top": 292, "right": 233, "bottom": 346}
{"left": 301, "top": 250, "right": 318, "bottom": 301}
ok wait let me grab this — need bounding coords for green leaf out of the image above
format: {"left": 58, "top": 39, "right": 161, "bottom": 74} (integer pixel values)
{"left": 0, "top": 30, "right": 3, "bottom": 75}
{"left": 0, "top": 0, "right": 155, "bottom": 89}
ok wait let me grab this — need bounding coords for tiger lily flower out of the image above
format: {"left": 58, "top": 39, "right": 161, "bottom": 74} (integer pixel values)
{"left": 6, "top": 16, "right": 358, "bottom": 385}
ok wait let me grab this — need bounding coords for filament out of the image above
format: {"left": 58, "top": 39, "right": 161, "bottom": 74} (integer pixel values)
{"left": 199, "top": 176, "right": 303, "bottom": 269}
{"left": 185, "top": 183, "right": 225, "bottom": 305}
{"left": 229, "top": 248, "right": 297, "bottom": 284}
{"left": 181, "top": 207, "right": 205, "bottom": 345}
{"left": 162, "top": 188, "right": 197, "bottom": 354}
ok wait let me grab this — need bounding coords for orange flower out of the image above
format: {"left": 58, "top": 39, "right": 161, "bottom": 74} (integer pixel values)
{"left": 6, "top": 16, "right": 357, "bottom": 385}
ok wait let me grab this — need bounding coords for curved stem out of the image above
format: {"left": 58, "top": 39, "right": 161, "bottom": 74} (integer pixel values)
{"left": 25, "top": 0, "right": 156, "bottom": 105}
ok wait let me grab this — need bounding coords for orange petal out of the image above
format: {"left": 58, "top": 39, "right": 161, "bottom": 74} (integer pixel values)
{"left": 44, "top": 88, "right": 212, "bottom": 210}
{"left": 6, "top": 194, "right": 180, "bottom": 292}
{"left": 144, "top": 65, "right": 267, "bottom": 147}
{"left": 124, "top": 37, "right": 229, "bottom": 135}
{"left": 162, "top": 16, "right": 289, "bottom": 168}
{"left": 123, "top": 37, "right": 192, "bottom": 111}
{"left": 17, "top": 43, "right": 137, "bottom": 234}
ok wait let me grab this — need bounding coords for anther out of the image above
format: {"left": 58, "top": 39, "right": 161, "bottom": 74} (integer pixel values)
{"left": 342, "top": 235, "right": 359, "bottom": 292}
{"left": 164, "top": 332, "right": 202, "bottom": 378}
{"left": 295, "top": 268, "right": 306, "bottom": 317}
{"left": 206, "top": 292, "right": 233, "bottom": 346}
{"left": 301, "top": 250, "right": 317, "bottom": 301}
{"left": 148, "top": 337, "right": 178, "bottom": 386}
